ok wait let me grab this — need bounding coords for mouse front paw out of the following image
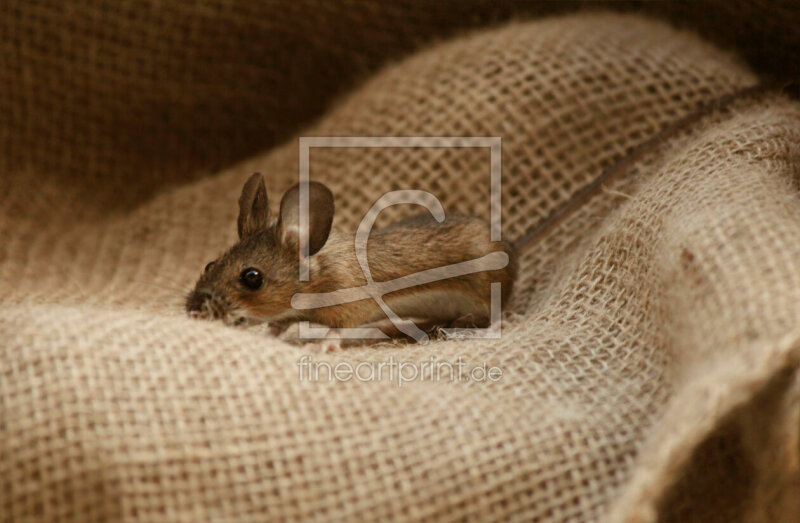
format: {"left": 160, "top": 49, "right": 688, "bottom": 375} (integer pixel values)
{"left": 319, "top": 328, "right": 342, "bottom": 353}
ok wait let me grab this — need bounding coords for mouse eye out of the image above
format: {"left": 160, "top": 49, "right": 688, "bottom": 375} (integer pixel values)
{"left": 240, "top": 268, "right": 264, "bottom": 290}
{"left": 204, "top": 261, "right": 216, "bottom": 273}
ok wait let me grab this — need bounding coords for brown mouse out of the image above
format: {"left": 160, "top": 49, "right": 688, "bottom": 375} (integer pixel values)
{"left": 186, "top": 173, "right": 517, "bottom": 344}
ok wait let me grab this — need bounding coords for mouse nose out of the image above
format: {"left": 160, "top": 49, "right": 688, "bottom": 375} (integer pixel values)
{"left": 185, "top": 287, "right": 214, "bottom": 315}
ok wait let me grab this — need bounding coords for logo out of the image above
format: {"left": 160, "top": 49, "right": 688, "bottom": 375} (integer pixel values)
{"left": 293, "top": 137, "right": 505, "bottom": 343}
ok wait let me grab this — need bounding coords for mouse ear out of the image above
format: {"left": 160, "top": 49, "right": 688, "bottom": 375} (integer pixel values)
{"left": 277, "top": 181, "right": 334, "bottom": 256}
{"left": 238, "top": 173, "right": 271, "bottom": 238}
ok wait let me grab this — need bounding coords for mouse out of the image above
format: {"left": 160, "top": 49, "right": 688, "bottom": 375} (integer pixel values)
{"left": 185, "top": 173, "right": 517, "bottom": 347}
{"left": 185, "top": 80, "right": 789, "bottom": 349}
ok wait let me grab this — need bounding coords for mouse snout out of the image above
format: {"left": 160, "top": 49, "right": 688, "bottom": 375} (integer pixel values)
{"left": 186, "top": 287, "right": 225, "bottom": 320}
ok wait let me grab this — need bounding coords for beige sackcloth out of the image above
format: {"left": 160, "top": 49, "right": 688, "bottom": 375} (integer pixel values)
{"left": 2, "top": 2, "right": 800, "bottom": 521}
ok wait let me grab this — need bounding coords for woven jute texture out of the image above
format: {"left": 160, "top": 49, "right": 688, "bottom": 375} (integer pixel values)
{"left": 2, "top": 4, "right": 800, "bottom": 523}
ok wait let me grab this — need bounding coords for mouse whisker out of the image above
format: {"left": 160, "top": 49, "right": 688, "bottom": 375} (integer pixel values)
{"left": 132, "top": 280, "right": 188, "bottom": 294}
{"left": 225, "top": 308, "right": 267, "bottom": 327}
{"left": 138, "top": 268, "right": 194, "bottom": 289}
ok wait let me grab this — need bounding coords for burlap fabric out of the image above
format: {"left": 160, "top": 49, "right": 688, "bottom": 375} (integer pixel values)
{"left": 2, "top": 2, "right": 800, "bottom": 522}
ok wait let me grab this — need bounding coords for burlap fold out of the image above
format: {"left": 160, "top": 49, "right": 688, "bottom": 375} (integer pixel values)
{"left": 2, "top": 5, "right": 799, "bottom": 522}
